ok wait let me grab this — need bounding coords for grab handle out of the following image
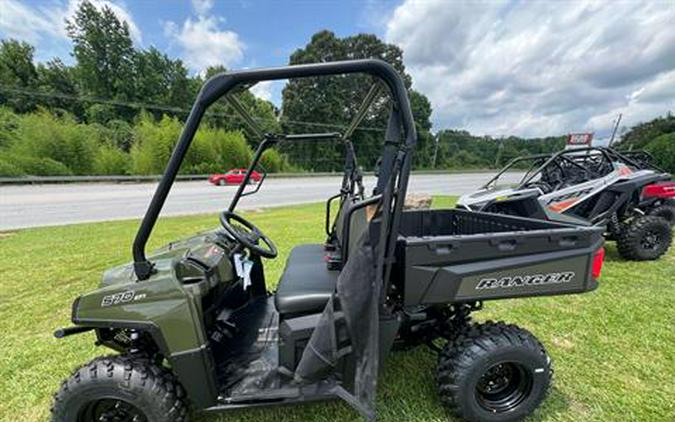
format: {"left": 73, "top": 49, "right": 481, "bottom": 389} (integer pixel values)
{"left": 427, "top": 240, "right": 459, "bottom": 255}
{"left": 557, "top": 235, "right": 578, "bottom": 247}
{"left": 490, "top": 238, "right": 520, "bottom": 251}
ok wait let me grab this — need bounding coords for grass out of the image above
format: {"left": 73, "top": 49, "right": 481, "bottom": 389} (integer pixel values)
{"left": 0, "top": 196, "right": 673, "bottom": 421}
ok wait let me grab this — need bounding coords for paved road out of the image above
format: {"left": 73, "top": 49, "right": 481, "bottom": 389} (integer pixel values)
{"left": 0, "top": 173, "right": 522, "bottom": 230}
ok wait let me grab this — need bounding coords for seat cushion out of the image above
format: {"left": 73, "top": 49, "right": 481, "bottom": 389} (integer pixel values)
{"left": 274, "top": 244, "right": 338, "bottom": 316}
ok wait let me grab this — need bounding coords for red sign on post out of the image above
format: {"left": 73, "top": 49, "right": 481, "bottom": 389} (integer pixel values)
{"left": 567, "top": 133, "right": 593, "bottom": 146}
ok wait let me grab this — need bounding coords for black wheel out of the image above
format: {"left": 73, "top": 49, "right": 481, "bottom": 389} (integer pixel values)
{"left": 436, "top": 322, "right": 552, "bottom": 422}
{"left": 647, "top": 205, "right": 675, "bottom": 226}
{"left": 51, "top": 355, "right": 188, "bottom": 422}
{"left": 616, "top": 215, "right": 672, "bottom": 260}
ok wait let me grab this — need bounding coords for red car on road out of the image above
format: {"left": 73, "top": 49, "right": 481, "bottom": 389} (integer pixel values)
{"left": 209, "top": 169, "right": 262, "bottom": 185}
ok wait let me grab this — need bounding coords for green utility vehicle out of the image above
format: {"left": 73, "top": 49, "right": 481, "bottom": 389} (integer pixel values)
{"left": 52, "top": 60, "right": 605, "bottom": 422}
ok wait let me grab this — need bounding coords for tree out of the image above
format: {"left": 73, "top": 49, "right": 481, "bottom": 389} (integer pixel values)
{"left": 617, "top": 113, "right": 675, "bottom": 150}
{"left": 133, "top": 47, "right": 194, "bottom": 115}
{"left": 280, "top": 30, "right": 433, "bottom": 170}
{"left": 645, "top": 132, "right": 675, "bottom": 173}
{"left": 0, "top": 39, "right": 39, "bottom": 112}
{"left": 201, "top": 65, "right": 280, "bottom": 140}
{"left": 66, "top": 0, "right": 136, "bottom": 108}
{"left": 37, "top": 58, "right": 82, "bottom": 116}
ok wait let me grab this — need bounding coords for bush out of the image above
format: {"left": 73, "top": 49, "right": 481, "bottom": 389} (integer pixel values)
{"left": 85, "top": 104, "right": 119, "bottom": 125}
{"left": 184, "top": 129, "right": 252, "bottom": 173}
{"left": 0, "top": 107, "right": 19, "bottom": 149}
{"left": 260, "top": 149, "right": 285, "bottom": 172}
{"left": 8, "top": 110, "right": 100, "bottom": 174}
{"left": 93, "top": 145, "right": 129, "bottom": 175}
{"left": 130, "top": 114, "right": 254, "bottom": 174}
{"left": 0, "top": 157, "right": 24, "bottom": 176}
{"left": 130, "top": 114, "right": 182, "bottom": 174}
{"left": 4, "top": 153, "right": 72, "bottom": 176}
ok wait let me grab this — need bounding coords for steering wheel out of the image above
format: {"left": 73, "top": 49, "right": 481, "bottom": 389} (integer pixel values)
{"left": 219, "top": 210, "right": 278, "bottom": 258}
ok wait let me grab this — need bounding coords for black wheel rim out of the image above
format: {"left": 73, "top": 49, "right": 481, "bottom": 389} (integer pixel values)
{"left": 641, "top": 230, "right": 661, "bottom": 251}
{"left": 475, "top": 361, "right": 533, "bottom": 413}
{"left": 78, "top": 398, "right": 148, "bottom": 422}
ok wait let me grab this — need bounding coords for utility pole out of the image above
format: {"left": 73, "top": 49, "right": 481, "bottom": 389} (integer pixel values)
{"left": 494, "top": 137, "right": 504, "bottom": 168}
{"left": 431, "top": 132, "right": 440, "bottom": 169}
{"left": 608, "top": 113, "right": 622, "bottom": 147}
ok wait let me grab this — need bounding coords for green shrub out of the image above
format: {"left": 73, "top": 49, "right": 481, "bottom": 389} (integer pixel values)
{"left": 260, "top": 149, "right": 285, "bottom": 172}
{"left": 85, "top": 104, "right": 118, "bottom": 125}
{"left": 4, "top": 153, "right": 72, "bottom": 176}
{"left": 0, "top": 107, "right": 19, "bottom": 148}
{"left": 130, "top": 114, "right": 254, "bottom": 174}
{"left": 183, "top": 129, "right": 251, "bottom": 173}
{"left": 8, "top": 110, "right": 99, "bottom": 174}
{"left": 645, "top": 133, "right": 675, "bottom": 173}
{"left": 130, "top": 114, "right": 182, "bottom": 174}
{"left": 0, "top": 157, "right": 24, "bottom": 176}
{"left": 93, "top": 145, "right": 129, "bottom": 175}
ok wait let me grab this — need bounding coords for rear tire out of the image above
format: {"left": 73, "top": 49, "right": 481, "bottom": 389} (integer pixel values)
{"left": 436, "top": 321, "right": 552, "bottom": 422}
{"left": 616, "top": 215, "right": 672, "bottom": 260}
{"left": 647, "top": 205, "right": 675, "bottom": 226}
{"left": 51, "top": 355, "right": 188, "bottom": 422}
{"left": 218, "top": 179, "right": 226, "bottom": 186}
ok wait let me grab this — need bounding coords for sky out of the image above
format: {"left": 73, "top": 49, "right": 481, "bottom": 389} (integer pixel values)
{"left": 1, "top": 0, "right": 674, "bottom": 139}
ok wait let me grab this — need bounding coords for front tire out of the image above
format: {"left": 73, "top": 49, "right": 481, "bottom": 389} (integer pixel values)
{"left": 616, "top": 215, "right": 672, "bottom": 260}
{"left": 436, "top": 322, "right": 552, "bottom": 422}
{"left": 51, "top": 355, "right": 188, "bottom": 422}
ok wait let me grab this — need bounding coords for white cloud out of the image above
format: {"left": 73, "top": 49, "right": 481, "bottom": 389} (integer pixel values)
{"left": 164, "top": 2, "right": 245, "bottom": 74}
{"left": 0, "top": 0, "right": 61, "bottom": 43}
{"left": 164, "top": 15, "right": 244, "bottom": 73}
{"left": 249, "top": 81, "right": 273, "bottom": 101}
{"left": 191, "top": 0, "right": 214, "bottom": 16}
{"left": 386, "top": 0, "right": 675, "bottom": 137}
{"left": 0, "top": 0, "right": 142, "bottom": 47}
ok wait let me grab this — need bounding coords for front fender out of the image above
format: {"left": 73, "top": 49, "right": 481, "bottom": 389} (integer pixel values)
{"left": 69, "top": 274, "right": 218, "bottom": 408}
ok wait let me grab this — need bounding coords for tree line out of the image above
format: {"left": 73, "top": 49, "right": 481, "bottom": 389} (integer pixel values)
{"left": 615, "top": 113, "right": 675, "bottom": 173}
{"left": 0, "top": 1, "right": 672, "bottom": 177}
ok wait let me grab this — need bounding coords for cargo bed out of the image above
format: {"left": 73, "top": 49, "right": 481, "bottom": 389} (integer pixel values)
{"left": 392, "top": 209, "right": 604, "bottom": 305}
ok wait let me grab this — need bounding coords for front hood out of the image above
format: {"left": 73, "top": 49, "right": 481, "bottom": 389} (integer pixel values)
{"left": 101, "top": 228, "right": 226, "bottom": 287}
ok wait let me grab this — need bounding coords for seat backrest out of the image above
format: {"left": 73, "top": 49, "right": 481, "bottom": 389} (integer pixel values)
{"left": 346, "top": 206, "right": 368, "bottom": 261}
{"left": 337, "top": 198, "right": 371, "bottom": 263}
{"left": 333, "top": 197, "right": 352, "bottom": 246}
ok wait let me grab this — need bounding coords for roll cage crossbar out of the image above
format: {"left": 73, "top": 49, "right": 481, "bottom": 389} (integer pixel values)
{"left": 132, "top": 59, "right": 416, "bottom": 280}
{"left": 484, "top": 146, "right": 656, "bottom": 191}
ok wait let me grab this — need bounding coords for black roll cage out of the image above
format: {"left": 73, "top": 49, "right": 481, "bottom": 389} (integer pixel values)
{"left": 484, "top": 146, "right": 653, "bottom": 190}
{"left": 132, "top": 59, "right": 417, "bottom": 281}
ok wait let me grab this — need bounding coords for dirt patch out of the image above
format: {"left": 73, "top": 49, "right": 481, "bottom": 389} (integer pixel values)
{"left": 0, "top": 231, "right": 17, "bottom": 239}
{"left": 568, "top": 399, "right": 592, "bottom": 417}
{"left": 551, "top": 336, "right": 574, "bottom": 350}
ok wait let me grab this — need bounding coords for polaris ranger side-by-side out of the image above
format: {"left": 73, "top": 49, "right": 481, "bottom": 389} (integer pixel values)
{"left": 52, "top": 60, "right": 605, "bottom": 422}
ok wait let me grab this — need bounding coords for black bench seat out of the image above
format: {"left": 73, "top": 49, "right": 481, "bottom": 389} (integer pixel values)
{"left": 274, "top": 244, "right": 338, "bottom": 316}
